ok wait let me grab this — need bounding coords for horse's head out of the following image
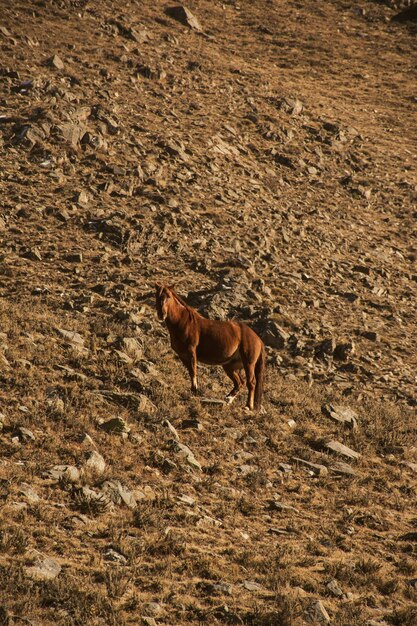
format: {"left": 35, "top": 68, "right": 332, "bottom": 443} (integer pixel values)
{"left": 154, "top": 283, "right": 174, "bottom": 321}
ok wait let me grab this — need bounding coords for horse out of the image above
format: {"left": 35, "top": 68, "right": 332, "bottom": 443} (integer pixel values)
{"left": 154, "top": 284, "right": 265, "bottom": 411}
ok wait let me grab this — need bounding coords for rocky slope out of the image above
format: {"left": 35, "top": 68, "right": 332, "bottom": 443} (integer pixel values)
{"left": 0, "top": 1, "right": 416, "bottom": 625}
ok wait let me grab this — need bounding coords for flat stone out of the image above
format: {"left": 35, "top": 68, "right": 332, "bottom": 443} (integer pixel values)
{"left": 323, "top": 404, "right": 358, "bottom": 429}
{"left": 329, "top": 461, "right": 356, "bottom": 477}
{"left": 99, "top": 417, "right": 130, "bottom": 434}
{"left": 18, "top": 483, "right": 40, "bottom": 504}
{"left": 101, "top": 480, "right": 137, "bottom": 509}
{"left": 24, "top": 551, "right": 61, "bottom": 581}
{"left": 44, "top": 465, "right": 81, "bottom": 483}
{"left": 306, "top": 599, "right": 331, "bottom": 623}
{"left": 292, "top": 457, "right": 328, "bottom": 476}
{"left": 325, "top": 440, "right": 360, "bottom": 460}
{"left": 84, "top": 451, "right": 106, "bottom": 474}
{"left": 165, "top": 5, "right": 203, "bottom": 31}
{"left": 56, "top": 328, "right": 84, "bottom": 346}
{"left": 49, "top": 54, "right": 64, "bottom": 70}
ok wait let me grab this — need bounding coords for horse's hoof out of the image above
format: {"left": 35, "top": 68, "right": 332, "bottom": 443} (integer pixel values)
{"left": 244, "top": 406, "right": 253, "bottom": 413}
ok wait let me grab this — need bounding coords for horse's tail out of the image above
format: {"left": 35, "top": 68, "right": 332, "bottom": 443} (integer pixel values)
{"left": 254, "top": 344, "right": 266, "bottom": 410}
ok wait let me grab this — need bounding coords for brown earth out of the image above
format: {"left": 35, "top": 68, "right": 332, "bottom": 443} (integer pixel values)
{"left": 0, "top": 1, "right": 416, "bottom": 624}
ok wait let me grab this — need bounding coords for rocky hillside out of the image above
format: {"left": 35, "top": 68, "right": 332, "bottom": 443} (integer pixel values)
{"left": 0, "top": 1, "right": 416, "bottom": 625}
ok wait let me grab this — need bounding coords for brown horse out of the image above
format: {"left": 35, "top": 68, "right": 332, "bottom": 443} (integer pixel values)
{"left": 155, "top": 284, "right": 265, "bottom": 411}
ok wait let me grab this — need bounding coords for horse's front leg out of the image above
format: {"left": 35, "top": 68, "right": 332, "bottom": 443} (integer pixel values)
{"left": 182, "top": 349, "right": 198, "bottom": 394}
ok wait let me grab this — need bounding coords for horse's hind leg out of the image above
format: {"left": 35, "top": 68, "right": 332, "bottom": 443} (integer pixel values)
{"left": 243, "top": 361, "right": 256, "bottom": 411}
{"left": 223, "top": 363, "right": 244, "bottom": 404}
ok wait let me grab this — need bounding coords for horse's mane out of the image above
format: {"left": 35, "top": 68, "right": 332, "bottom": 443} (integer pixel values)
{"left": 170, "top": 289, "right": 189, "bottom": 307}
{"left": 169, "top": 289, "right": 201, "bottom": 318}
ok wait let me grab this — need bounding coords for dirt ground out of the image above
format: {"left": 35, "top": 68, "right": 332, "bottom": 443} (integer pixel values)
{"left": 0, "top": 1, "right": 416, "bottom": 624}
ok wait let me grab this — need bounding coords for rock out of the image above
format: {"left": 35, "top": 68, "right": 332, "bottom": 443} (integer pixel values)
{"left": 163, "top": 419, "right": 180, "bottom": 440}
{"left": 120, "top": 337, "right": 143, "bottom": 361}
{"left": 361, "top": 330, "right": 380, "bottom": 342}
{"left": 165, "top": 5, "right": 203, "bottom": 31}
{"left": 104, "top": 548, "right": 127, "bottom": 564}
{"left": 73, "top": 486, "right": 112, "bottom": 514}
{"left": 262, "top": 320, "right": 289, "bottom": 349}
{"left": 323, "top": 404, "right": 358, "bottom": 429}
{"left": 45, "top": 465, "right": 81, "bottom": 483}
{"left": 18, "top": 483, "right": 40, "bottom": 504}
{"left": 142, "top": 617, "right": 157, "bottom": 626}
{"left": 84, "top": 451, "right": 106, "bottom": 474}
{"left": 292, "top": 457, "right": 328, "bottom": 477}
{"left": 49, "top": 54, "right": 64, "bottom": 70}
{"left": 75, "top": 190, "right": 89, "bottom": 205}
{"left": 13, "top": 427, "right": 35, "bottom": 443}
{"left": 200, "top": 397, "right": 226, "bottom": 405}
{"left": 268, "top": 500, "right": 299, "bottom": 513}
{"left": 137, "top": 394, "right": 157, "bottom": 414}
{"left": 333, "top": 340, "right": 355, "bottom": 361}
{"left": 56, "top": 328, "right": 84, "bottom": 346}
{"left": 101, "top": 480, "right": 137, "bottom": 509}
{"left": 326, "top": 578, "right": 344, "bottom": 598}
{"left": 279, "top": 97, "right": 303, "bottom": 116}
{"left": 325, "top": 440, "right": 361, "bottom": 460}
{"left": 99, "top": 417, "right": 130, "bottom": 434}
{"left": 306, "top": 599, "right": 331, "bottom": 624}
{"left": 142, "top": 602, "right": 164, "bottom": 617}
{"left": 243, "top": 580, "right": 264, "bottom": 592}
{"left": 329, "top": 461, "right": 356, "bottom": 477}
{"left": 24, "top": 550, "right": 61, "bottom": 581}
{"left": 315, "top": 338, "right": 335, "bottom": 360}
{"left": 174, "top": 441, "right": 202, "bottom": 471}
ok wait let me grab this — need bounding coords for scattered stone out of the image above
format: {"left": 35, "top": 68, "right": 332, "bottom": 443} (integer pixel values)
{"left": 323, "top": 404, "right": 359, "bottom": 429}
{"left": 13, "top": 427, "right": 35, "bottom": 443}
{"left": 165, "top": 5, "right": 203, "bottom": 31}
{"left": 292, "top": 457, "right": 328, "bottom": 477}
{"left": 306, "top": 599, "right": 331, "bottom": 624}
{"left": 104, "top": 548, "right": 128, "bottom": 564}
{"left": 361, "top": 330, "right": 380, "bottom": 342}
{"left": 45, "top": 465, "right": 81, "bottom": 483}
{"left": 201, "top": 397, "right": 226, "bottom": 405}
{"left": 243, "top": 580, "right": 264, "bottom": 592}
{"left": 180, "top": 418, "right": 203, "bottom": 430}
{"left": 99, "top": 417, "right": 130, "bottom": 434}
{"left": 325, "top": 440, "right": 361, "bottom": 460}
{"left": 333, "top": 340, "right": 355, "bottom": 361}
{"left": 49, "top": 54, "right": 64, "bottom": 70}
{"left": 24, "top": 550, "right": 61, "bottom": 581}
{"left": 101, "top": 480, "right": 137, "bottom": 509}
{"left": 279, "top": 96, "right": 303, "bottom": 115}
{"left": 84, "top": 451, "right": 106, "bottom": 474}
{"left": 142, "top": 602, "right": 164, "bottom": 617}
{"left": 163, "top": 419, "right": 180, "bottom": 440}
{"left": 268, "top": 500, "right": 299, "bottom": 513}
{"left": 18, "top": 483, "right": 40, "bottom": 504}
{"left": 75, "top": 190, "right": 89, "bottom": 206}
{"left": 328, "top": 461, "right": 356, "bottom": 477}
{"left": 56, "top": 328, "right": 84, "bottom": 346}
{"left": 326, "top": 578, "right": 344, "bottom": 598}
{"left": 262, "top": 320, "right": 289, "bottom": 349}
{"left": 120, "top": 337, "right": 143, "bottom": 361}
{"left": 174, "top": 441, "right": 202, "bottom": 471}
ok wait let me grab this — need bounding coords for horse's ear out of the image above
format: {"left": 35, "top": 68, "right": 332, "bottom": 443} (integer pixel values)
{"left": 154, "top": 282, "right": 162, "bottom": 290}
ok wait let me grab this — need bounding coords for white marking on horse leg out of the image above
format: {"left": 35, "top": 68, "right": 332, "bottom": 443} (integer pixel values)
{"left": 226, "top": 394, "right": 237, "bottom": 405}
